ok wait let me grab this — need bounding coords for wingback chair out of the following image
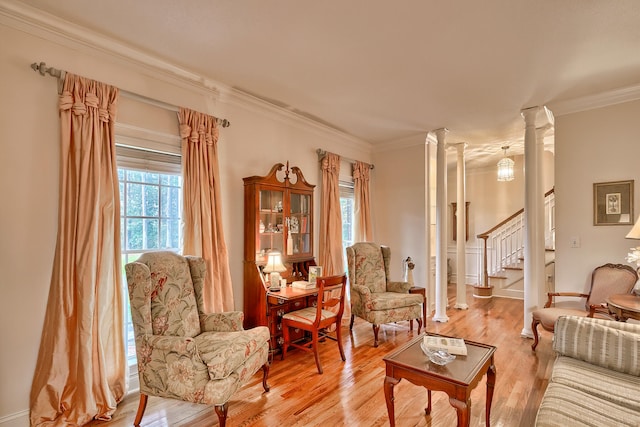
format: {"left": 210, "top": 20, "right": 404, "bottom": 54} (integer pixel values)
{"left": 531, "top": 263, "right": 637, "bottom": 350}
{"left": 125, "top": 251, "right": 270, "bottom": 427}
{"left": 346, "top": 243, "right": 423, "bottom": 347}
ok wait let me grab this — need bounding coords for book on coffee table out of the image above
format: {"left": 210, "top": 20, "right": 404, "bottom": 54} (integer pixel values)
{"left": 423, "top": 335, "right": 468, "bottom": 356}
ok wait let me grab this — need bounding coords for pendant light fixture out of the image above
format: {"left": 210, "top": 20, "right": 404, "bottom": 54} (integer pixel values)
{"left": 497, "top": 146, "right": 515, "bottom": 182}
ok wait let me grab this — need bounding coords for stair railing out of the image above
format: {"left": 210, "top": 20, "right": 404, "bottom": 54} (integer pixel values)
{"left": 477, "top": 188, "right": 555, "bottom": 287}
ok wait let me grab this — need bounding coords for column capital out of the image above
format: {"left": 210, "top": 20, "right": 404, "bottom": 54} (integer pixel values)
{"left": 521, "top": 106, "right": 540, "bottom": 126}
{"left": 521, "top": 106, "right": 554, "bottom": 128}
{"left": 450, "top": 142, "right": 468, "bottom": 152}
{"left": 432, "top": 128, "right": 449, "bottom": 143}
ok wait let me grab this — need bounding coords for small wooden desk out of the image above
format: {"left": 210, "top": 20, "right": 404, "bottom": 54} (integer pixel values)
{"left": 383, "top": 334, "right": 496, "bottom": 427}
{"left": 266, "top": 286, "right": 319, "bottom": 354}
{"left": 267, "top": 285, "right": 319, "bottom": 301}
{"left": 607, "top": 293, "right": 640, "bottom": 322}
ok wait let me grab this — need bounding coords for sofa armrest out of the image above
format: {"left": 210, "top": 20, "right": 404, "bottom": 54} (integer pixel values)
{"left": 387, "top": 281, "right": 412, "bottom": 293}
{"left": 200, "top": 311, "right": 245, "bottom": 332}
{"left": 553, "top": 315, "right": 640, "bottom": 376}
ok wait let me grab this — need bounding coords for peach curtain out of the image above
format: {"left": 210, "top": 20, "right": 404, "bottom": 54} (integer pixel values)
{"left": 318, "top": 152, "right": 348, "bottom": 322}
{"left": 30, "top": 73, "right": 126, "bottom": 426}
{"left": 353, "top": 160, "right": 373, "bottom": 242}
{"left": 318, "top": 153, "right": 344, "bottom": 276}
{"left": 179, "top": 108, "right": 234, "bottom": 312}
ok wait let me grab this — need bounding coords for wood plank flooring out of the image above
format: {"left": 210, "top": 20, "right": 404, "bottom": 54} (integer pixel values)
{"left": 89, "top": 286, "right": 555, "bottom": 426}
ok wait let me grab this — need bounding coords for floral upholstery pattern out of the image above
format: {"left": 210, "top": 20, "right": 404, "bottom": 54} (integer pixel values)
{"left": 346, "top": 243, "right": 423, "bottom": 346}
{"left": 125, "top": 251, "right": 270, "bottom": 420}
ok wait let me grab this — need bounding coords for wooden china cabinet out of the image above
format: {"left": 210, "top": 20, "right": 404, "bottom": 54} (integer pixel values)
{"left": 243, "top": 162, "right": 316, "bottom": 351}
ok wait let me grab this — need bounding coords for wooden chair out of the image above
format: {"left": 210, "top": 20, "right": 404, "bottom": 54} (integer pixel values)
{"left": 531, "top": 263, "right": 637, "bottom": 350}
{"left": 281, "top": 274, "right": 347, "bottom": 374}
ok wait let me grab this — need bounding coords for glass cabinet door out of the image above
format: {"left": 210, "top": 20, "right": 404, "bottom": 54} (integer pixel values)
{"left": 287, "top": 191, "right": 312, "bottom": 257}
{"left": 257, "top": 189, "right": 285, "bottom": 263}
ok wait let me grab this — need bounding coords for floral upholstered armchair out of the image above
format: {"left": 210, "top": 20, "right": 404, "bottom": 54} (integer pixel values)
{"left": 346, "top": 242, "right": 423, "bottom": 347}
{"left": 125, "top": 251, "right": 270, "bottom": 427}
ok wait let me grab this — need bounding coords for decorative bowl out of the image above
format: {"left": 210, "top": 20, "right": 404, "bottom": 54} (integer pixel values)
{"left": 420, "top": 342, "right": 456, "bottom": 365}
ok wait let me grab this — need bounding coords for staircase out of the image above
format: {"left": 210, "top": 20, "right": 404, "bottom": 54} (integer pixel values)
{"left": 477, "top": 189, "right": 555, "bottom": 299}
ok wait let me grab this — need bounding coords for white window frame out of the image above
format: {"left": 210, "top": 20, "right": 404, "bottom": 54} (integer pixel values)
{"left": 116, "top": 141, "right": 183, "bottom": 390}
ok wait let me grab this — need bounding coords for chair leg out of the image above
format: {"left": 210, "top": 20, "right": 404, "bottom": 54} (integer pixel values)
{"left": 312, "top": 329, "right": 323, "bottom": 374}
{"left": 349, "top": 314, "right": 355, "bottom": 330}
{"left": 262, "top": 362, "right": 270, "bottom": 392}
{"left": 372, "top": 324, "right": 380, "bottom": 347}
{"left": 417, "top": 318, "right": 423, "bottom": 334}
{"left": 214, "top": 403, "right": 229, "bottom": 427}
{"left": 336, "top": 320, "right": 346, "bottom": 362}
{"left": 531, "top": 318, "right": 541, "bottom": 351}
{"left": 133, "top": 393, "right": 148, "bottom": 427}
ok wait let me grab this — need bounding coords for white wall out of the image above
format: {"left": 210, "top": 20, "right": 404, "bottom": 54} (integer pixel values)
{"left": 373, "top": 140, "right": 427, "bottom": 285}
{"left": 0, "top": 17, "right": 371, "bottom": 423}
{"left": 555, "top": 100, "right": 640, "bottom": 293}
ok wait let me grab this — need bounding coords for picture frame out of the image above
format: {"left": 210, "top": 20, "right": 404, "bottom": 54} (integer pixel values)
{"left": 593, "top": 180, "right": 634, "bottom": 226}
{"left": 308, "top": 266, "right": 322, "bottom": 285}
{"left": 452, "top": 202, "right": 470, "bottom": 241}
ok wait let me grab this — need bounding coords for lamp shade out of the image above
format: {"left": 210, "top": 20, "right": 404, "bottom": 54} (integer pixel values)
{"left": 263, "top": 251, "right": 286, "bottom": 273}
{"left": 627, "top": 216, "right": 640, "bottom": 239}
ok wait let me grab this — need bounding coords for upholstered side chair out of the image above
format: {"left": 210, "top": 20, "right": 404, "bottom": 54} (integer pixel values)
{"left": 125, "top": 251, "right": 270, "bottom": 427}
{"left": 346, "top": 242, "right": 423, "bottom": 347}
{"left": 531, "top": 263, "right": 637, "bottom": 350}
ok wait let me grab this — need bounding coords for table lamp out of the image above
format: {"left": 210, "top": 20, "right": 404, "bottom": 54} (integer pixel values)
{"left": 263, "top": 251, "right": 286, "bottom": 291}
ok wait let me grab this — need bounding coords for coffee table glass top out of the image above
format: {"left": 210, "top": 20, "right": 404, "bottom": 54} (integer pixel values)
{"left": 383, "top": 333, "right": 496, "bottom": 385}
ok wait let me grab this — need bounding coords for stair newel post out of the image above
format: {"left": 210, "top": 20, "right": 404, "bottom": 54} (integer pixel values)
{"left": 474, "top": 235, "right": 492, "bottom": 297}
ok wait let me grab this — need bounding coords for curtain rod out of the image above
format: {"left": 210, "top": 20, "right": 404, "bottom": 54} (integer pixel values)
{"left": 316, "top": 149, "right": 374, "bottom": 169}
{"left": 30, "top": 61, "right": 231, "bottom": 128}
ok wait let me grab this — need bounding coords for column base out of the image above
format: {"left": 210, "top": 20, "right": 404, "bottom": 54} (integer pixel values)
{"left": 454, "top": 303, "right": 469, "bottom": 310}
{"left": 432, "top": 314, "right": 450, "bottom": 323}
{"left": 473, "top": 285, "right": 493, "bottom": 298}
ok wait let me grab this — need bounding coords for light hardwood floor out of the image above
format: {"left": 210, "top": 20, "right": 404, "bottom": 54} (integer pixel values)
{"left": 90, "top": 286, "right": 555, "bottom": 426}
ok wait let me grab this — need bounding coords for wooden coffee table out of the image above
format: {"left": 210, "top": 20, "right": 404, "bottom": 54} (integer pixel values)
{"left": 383, "top": 334, "right": 496, "bottom": 427}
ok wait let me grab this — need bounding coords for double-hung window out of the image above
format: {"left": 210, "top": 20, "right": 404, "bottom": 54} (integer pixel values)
{"left": 340, "top": 180, "right": 355, "bottom": 266}
{"left": 117, "top": 145, "right": 182, "bottom": 367}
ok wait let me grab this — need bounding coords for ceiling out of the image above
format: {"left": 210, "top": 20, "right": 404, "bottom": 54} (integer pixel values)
{"left": 16, "top": 0, "right": 640, "bottom": 166}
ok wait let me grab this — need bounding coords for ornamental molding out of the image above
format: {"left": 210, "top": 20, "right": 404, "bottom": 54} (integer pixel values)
{"left": 0, "top": 0, "right": 369, "bottom": 149}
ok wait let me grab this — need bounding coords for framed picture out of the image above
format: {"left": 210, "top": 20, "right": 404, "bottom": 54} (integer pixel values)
{"left": 593, "top": 180, "right": 634, "bottom": 226}
{"left": 308, "top": 266, "right": 322, "bottom": 285}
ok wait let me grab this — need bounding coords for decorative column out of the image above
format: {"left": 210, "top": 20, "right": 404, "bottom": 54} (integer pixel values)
{"left": 536, "top": 123, "right": 553, "bottom": 310}
{"left": 424, "top": 133, "right": 434, "bottom": 316}
{"left": 521, "top": 106, "right": 553, "bottom": 338}
{"left": 453, "top": 143, "right": 468, "bottom": 309}
{"left": 433, "top": 128, "right": 449, "bottom": 322}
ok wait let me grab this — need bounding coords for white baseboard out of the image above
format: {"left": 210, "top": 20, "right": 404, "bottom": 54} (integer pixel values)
{"left": 0, "top": 410, "right": 29, "bottom": 427}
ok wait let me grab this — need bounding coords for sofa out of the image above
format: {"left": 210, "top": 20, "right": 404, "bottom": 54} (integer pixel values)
{"left": 535, "top": 315, "right": 640, "bottom": 426}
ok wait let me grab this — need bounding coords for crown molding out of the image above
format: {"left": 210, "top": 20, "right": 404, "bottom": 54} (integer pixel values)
{"left": 227, "top": 88, "right": 371, "bottom": 149}
{"left": 0, "top": 0, "right": 229, "bottom": 101}
{"left": 549, "top": 84, "right": 640, "bottom": 116}
{"left": 0, "top": 0, "right": 368, "bottom": 148}
{"left": 373, "top": 132, "right": 435, "bottom": 153}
